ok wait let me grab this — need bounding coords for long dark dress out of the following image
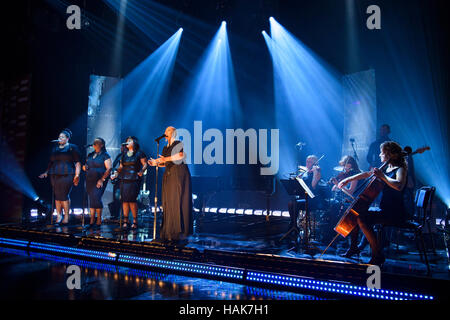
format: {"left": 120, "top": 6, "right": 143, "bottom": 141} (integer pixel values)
{"left": 47, "top": 143, "right": 81, "bottom": 201}
{"left": 119, "top": 150, "right": 146, "bottom": 203}
{"left": 85, "top": 151, "right": 111, "bottom": 208}
{"left": 160, "top": 141, "right": 193, "bottom": 241}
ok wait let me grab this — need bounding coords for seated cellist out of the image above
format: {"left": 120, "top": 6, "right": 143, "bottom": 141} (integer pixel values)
{"left": 337, "top": 141, "right": 408, "bottom": 265}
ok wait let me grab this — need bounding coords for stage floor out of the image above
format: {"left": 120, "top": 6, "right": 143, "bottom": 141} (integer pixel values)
{"left": 2, "top": 212, "right": 450, "bottom": 301}
{"left": 0, "top": 250, "right": 325, "bottom": 300}
{"left": 10, "top": 211, "right": 450, "bottom": 280}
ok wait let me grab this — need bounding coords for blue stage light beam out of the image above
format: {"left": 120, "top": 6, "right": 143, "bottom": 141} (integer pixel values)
{"left": 122, "top": 28, "right": 182, "bottom": 124}
{"left": 46, "top": 0, "right": 151, "bottom": 66}
{"left": 0, "top": 142, "right": 38, "bottom": 201}
{"left": 173, "top": 22, "right": 241, "bottom": 177}
{"left": 344, "top": 0, "right": 362, "bottom": 73}
{"left": 179, "top": 21, "right": 241, "bottom": 127}
{"left": 97, "top": 28, "right": 182, "bottom": 142}
{"left": 376, "top": 11, "right": 450, "bottom": 207}
{"left": 110, "top": 0, "right": 128, "bottom": 75}
{"left": 265, "top": 18, "right": 343, "bottom": 176}
{"left": 103, "top": 0, "right": 211, "bottom": 73}
{"left": 104, "top": 0, "right": 172, "bottom": 46}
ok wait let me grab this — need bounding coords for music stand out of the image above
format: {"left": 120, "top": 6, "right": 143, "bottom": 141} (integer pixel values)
{"left": 280, "top": 177, "right": 318, "bottom": 255}
{"left": 279, "top": 179, "right": 307, "bottom": 241}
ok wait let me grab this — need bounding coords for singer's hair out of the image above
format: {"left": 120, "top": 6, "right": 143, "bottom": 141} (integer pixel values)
{"left": 60, "top": 128, "right": 72, "bottom": 140}
{"left": 93, "top": 137, "right": 106, "bottom": 152}
{"left": 167, "top": 126, "right": 177, "bottom": 138}
{"left": 339, "top": 155, "right": 360, "bottom": 172}
{"left": 380, "top": 141, "right": 407, "bottom": 168}
{"left": 125, "top": 136, "right": 140, "bottom": 152}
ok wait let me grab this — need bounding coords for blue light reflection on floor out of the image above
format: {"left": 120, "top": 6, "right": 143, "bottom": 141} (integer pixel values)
{"left": 0, "top": 248, "right": 323, "bottom": 300}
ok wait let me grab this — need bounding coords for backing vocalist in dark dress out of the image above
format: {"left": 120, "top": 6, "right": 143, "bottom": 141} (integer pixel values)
{"left": 83, "top": 138, "right": 112, "bottom": 227}
{"left": 39, "top": 129, "right": 81, "bottom": 224}
{"left": 148, "top": 126, "right": 193, "bottom": 242}
{"left": 111, "top": 136, "right": 147, "bottom": 229}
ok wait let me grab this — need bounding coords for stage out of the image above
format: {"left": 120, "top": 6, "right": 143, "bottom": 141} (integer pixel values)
{"left": 1, "top": 0, "right": 450, "bottom": 306}
{"left": 1, "top": 211, "right": 448, "bottom": 301}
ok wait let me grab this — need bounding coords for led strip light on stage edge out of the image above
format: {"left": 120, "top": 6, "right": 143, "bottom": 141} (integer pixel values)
{"left": 0, "top": 237, "right": 435, "bottom": 300}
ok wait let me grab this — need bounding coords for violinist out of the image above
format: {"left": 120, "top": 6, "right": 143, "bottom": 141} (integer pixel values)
{"left": 287, "top": 155, "right": 321, "bottom": 230}
{"left": 328, "top": 155, "right": 367, "bottom": 250}
{"left": 330, "top": 155, "right": 361, "bottom": 196}
{"left": 337, "top": 141, "right": 408, "bottom": 265}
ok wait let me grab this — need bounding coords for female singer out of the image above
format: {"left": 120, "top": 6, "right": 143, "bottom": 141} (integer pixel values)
{"left": 39, "top": 129, "right": 81, "bottom": 224}
{"left": 148, "top": 127, "right": 193, "bottom": 242}
{"left": 338, "top": 141, "right": 408, "bottom": 265}
{"left": 111, "top": 136, "right": 147, "bottom": 229}
{"left": 83, "top": 138, "right": 112, "bottom": 227}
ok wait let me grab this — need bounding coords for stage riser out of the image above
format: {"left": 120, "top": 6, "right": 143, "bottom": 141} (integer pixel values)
{"left": 0, "top": 226, "right": 444, "bottom": 301}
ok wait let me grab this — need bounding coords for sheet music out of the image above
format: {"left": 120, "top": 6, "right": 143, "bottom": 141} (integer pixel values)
{"left": 295, "top": 176, "right": 315, "bottom": 198}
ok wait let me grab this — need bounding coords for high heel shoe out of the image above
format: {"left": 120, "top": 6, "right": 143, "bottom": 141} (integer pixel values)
{"left": 55, "top": 214, "right": 63, "bottom": 224}
{"left": 61, "top": 215, "right": 70, "bottom": 225}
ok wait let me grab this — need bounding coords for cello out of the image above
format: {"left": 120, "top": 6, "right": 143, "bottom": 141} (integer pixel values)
{"left": 319, "top": 161, "right": 389, "bottom": 257}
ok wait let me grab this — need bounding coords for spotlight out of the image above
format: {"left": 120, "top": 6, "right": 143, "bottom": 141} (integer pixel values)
{"left": 269, "top": 17, "right": 275, "bottom": 22}
{"left": 30, "top": 198, "right": 52, "bottom": 225}
{"left": 221, "top": 21, "right": 226, "bottom": 27}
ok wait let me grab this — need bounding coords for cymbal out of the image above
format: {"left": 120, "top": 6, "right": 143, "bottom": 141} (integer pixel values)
{"left": 333, "top": 166, "right": 344, "bottom": 172}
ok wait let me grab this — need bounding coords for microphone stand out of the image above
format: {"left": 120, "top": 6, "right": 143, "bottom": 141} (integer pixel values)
{"left": 81, "top": 175, "right": 86, "bottom": 232}
{"left": 51, "top": 187, "right": 55, "bottom": 225}
{"left": 351, "top": 140, "right": 359, "bottom": 164}
{"left": 153, "top": 140, "right": 160, "bottom": 240}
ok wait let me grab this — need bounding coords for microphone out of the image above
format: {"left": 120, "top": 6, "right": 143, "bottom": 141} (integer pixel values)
{"left": 155, "top": 134, "right": 167, "bottom": 142}
{"left": 121, "top": 142, "right": 130, "bottom": 146}
{"left": 84, "top": 144, "right": 93, "bottom": 148}
{"left": 350, "top": 138, "right": 355, "bottom": 143}
{"left": 295, "top": 141, "right": 306, "bottom": 147}
{"left": 51, "top": 139, "right": 61, "bottom": 143}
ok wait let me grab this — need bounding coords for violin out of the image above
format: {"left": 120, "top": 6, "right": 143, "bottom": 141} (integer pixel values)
{"left": 327, "top": 170, "right": 351, "bottom": 186}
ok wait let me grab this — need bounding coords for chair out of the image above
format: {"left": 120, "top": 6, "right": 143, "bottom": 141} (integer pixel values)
{"left": 377, "top": 186, "right": 436, "bottom": 275}
{"left": 386, "top": 186, "right": 436, "bottom": 275}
